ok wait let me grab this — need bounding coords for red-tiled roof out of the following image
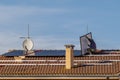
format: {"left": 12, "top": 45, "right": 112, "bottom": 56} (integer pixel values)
{"left": 0, "top": 55, "right": 120, "bottom": 77}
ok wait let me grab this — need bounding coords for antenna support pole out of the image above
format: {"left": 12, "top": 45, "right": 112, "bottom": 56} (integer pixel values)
{"left": 28, "top": 24, "right": 30, "bottom": 38}
{"left": 87, "top": 24, "right": 88, "bottom": 33}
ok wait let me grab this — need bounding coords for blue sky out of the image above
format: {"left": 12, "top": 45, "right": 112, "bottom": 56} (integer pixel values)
{"left": 0, "top": 0, "right": 120, "bottom": 53}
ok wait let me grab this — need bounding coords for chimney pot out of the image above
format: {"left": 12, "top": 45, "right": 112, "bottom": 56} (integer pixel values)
{"left": 65, "top": 44, "right": 75, "bottom": 69}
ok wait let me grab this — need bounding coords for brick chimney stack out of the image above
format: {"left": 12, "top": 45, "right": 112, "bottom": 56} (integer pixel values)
{"left": 65, "top": 44, "right": 75, "bottom": 69}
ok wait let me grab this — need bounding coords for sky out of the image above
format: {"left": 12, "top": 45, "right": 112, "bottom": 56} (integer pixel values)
{"left": 0, "top": 0, "right": 120, "bottom": 53}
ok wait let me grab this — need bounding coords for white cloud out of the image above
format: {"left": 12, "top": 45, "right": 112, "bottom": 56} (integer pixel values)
{"left": 34, "top": 35, "right": 80, "bottom": 50}
{"left": 0, "top": 31, "right": 22, "bottom": 54}
{"left": 0, "top": 5, "right": 67, "bottom": 23}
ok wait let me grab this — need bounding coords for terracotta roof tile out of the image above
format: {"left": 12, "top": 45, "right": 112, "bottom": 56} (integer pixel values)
{"left": 0, "top": 55, "right": 120, "bottom": 76}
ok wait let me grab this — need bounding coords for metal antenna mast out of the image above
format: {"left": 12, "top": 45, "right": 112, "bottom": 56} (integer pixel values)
{"left": 20, "top": 24, "right": 30, "bottom": 39}
{"left": 21, "top": 24, "right": 34, "bottom": 55}
{"left": 28, "top": 24, "right": 30, "bottom": 38}
{"left": 87, "top": 24, "right": 88, "bottom": 33}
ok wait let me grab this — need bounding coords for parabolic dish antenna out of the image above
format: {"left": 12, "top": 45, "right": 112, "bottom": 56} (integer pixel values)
{"left": 23, "top": 38, "right": 34, "bottom": 51}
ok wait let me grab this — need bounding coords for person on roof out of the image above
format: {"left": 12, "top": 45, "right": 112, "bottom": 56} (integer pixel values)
{"left": 86, "top": 35, "right": 96, "bottom": 55}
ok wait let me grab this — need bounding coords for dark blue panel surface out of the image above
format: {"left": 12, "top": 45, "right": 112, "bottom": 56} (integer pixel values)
{"left": 2, "top": 50, "right": 81, "bottom": 56}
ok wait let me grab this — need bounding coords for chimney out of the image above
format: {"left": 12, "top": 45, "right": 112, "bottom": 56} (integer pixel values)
{"left": 65, "top": 44, "right": 75, "bottom": 69}
{"left": 14, "top": 56, "right": 25, "bottom": 61}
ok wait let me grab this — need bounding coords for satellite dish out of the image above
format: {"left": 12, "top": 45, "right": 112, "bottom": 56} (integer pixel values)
{"left": 21, "top": 24, "right": 34, "bottom": 55}
{"left": 23, "top": 38, "right": 34, "bottom": 51}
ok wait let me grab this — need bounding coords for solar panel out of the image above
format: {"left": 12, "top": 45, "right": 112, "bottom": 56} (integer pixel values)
{"left": 2, "top": 50, "right": 81, "bottom": 56}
